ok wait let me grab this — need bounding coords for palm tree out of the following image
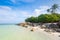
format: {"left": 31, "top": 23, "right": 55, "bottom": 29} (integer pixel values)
{"left": 51, "top": 4, "right": 58, "bottom": 13}
{"left": 47, "top": 4, "right": 59, "bottom": 13}
{"left": 47, "top": 9, "right": 50, "bottom": 12}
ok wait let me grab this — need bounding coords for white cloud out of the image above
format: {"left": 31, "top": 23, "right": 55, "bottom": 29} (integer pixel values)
{"left": 0, "top": 7, "right": 17, "bottom": 23}
{"left": 0, "top": 6, "right": 12, "bottom": 10}
{"left": 10, "top": 0, "right": 36, "bottom": 3}
{"left": 0, "top": 6, "right": 31, "bottom": 23}
{"left": 31, "top": 6, "right": 50, "bottom": 17}
{"left": 20, "top": 0, "right": 35, "bottom": 2}
{"left": 0, "top": 6, "right": 51, "bottom": 23}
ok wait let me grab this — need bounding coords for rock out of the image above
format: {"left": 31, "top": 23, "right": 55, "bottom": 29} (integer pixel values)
{"left": 56, "top": 29, "right": 60, "bottom": 32}
{"left": 49, "top": 23, "right": 58, "bottom": 29}
{"left": 59, "top": 35, "right": 60, "bottom": 37}
{"left": 30, "top": 29, "right": 34, "bottom": 31}
{"left": 57, "top": 21, "right": 60, "bottom": 28}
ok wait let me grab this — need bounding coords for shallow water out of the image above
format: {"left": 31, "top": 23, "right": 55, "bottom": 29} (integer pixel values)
{"left": 0, "top": 25, "right": 51, "bottom": 40}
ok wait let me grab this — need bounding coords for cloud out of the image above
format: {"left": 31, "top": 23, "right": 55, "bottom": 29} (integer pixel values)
{"left": 0, "top": 6, "right": 11, "bottom": 10}
{"left": 0, "top": 6, "right": 17, "bottom": 23}
{"left": 10, "top": 0, "right": 36, "bottom": 3}
{"left": 20, "top": 0, "right": 36, "bottom": 2}
{"left": 0, "top": 6, "right": 51, "bottom": 23}
{"left": 31, "top": 6, "right": 50, "bottom": 17}
{"left": 0, "top": 6, "right": 31, "bottom": 23}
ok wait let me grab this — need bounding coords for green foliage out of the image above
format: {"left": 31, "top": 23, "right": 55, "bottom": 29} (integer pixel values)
{"left": 38, "top": 14, "right": 49, "bottom": 23}
{"left": 25, "top": 4, "right": 60, "bottom": 23}
{"left": 38, "top": 14, "right": 60, "bottom": 23}
{"left": 25, "top": 13, "right": 60, "bottom": 23}
{"left": 25, "top": 16, "right": 38, "bottom": 23}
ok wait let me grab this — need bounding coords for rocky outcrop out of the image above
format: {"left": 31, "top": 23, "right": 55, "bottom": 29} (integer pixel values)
{"left": 49, "top": 23, "right": 58, "bottom": 29}
{"left": 57, "top": 21, "right": 60, "bottom": 28}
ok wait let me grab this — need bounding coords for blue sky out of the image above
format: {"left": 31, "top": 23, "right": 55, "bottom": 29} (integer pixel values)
{"left": 0, "top": 0, "right": 60, "bottom": 24}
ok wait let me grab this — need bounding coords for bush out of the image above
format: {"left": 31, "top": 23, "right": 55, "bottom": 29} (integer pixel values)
{"left": 25, "top": 13, "right": 60, "bottom": 23}
{"left": 25, "top": 16, "right": 38, "bottom": 23}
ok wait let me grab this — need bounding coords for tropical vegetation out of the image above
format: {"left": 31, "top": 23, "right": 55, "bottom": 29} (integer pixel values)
{"left": 25, "top": 4, "right": 60, "bottom": 23}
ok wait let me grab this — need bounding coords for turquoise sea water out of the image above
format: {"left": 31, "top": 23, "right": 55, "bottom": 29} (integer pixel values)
{"left": 0, "top": 25, "right": 51, "bottom": 40}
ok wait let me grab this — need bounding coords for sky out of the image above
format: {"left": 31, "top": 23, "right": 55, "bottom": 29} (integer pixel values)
{"left": 0, "top": 0, "right": 60, "bottom": 24}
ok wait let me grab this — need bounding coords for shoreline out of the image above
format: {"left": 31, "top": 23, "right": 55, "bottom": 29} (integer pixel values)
{"left": 25, "top": 26, "right": 60, "bottom": 40}
{"left": 38, "top": 27, "right": 60, "bottom": 40}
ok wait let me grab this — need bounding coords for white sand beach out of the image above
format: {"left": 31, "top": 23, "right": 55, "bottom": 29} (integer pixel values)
{"left": 27, "top": 26, "right": 60, "bottom": 40}
{"left": 38, "top": 28, "right": 60, "bottom": 40}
